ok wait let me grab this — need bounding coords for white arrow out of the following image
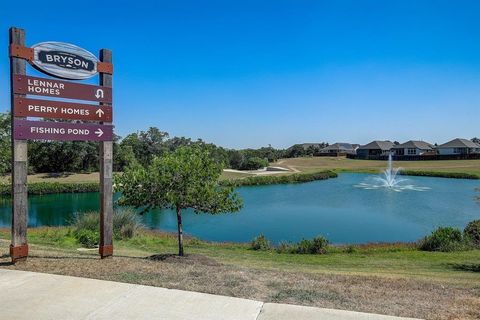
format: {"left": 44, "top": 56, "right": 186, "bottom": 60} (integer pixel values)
{"left": 96, "top": 108, "right": 105, "bottom": 118}
{"left": 95, "top": 128, "right": 104, "bottom": 137}
{"left": 95, "top": 89, "right": 104, "bottom": 99}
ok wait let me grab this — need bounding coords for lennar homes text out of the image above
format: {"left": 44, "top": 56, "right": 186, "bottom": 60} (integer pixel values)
{"left": 27, "top": 78, "right": 65, "bottom": 95}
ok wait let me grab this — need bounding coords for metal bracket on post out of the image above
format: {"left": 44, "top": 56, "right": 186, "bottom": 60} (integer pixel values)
{"left": 9, "top": 44, "right": 33, "bottom": 61}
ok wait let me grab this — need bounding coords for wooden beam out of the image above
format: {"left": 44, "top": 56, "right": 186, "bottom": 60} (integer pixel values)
{"left": 99, "top": 49, "right": 113, "bottom": 258}
{"left": 9, "top": 27, "right": 29, "bottom": 263}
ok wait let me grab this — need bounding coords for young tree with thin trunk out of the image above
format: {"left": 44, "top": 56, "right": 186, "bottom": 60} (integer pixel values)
{"left": 115, "top": 145, "right": 243, "bottom": 256}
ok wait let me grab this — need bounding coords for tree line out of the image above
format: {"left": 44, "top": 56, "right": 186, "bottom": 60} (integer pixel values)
{"left": 0, "top": 112, "right": 324, "bottom": 174}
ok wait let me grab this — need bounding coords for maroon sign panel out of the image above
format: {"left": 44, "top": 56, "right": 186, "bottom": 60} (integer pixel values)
{"left": 14, "top": 97, "right": 112, "bottom": 122}
{"left": 14, "top": 119, "right": 113, "bottom": 141}
{"left": 13, "top": 74, "right": 112, "bottom": 103}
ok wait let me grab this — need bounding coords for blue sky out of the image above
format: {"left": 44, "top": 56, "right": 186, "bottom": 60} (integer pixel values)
{"left": 1, "top": 0, "right": 480, "bottom": 148}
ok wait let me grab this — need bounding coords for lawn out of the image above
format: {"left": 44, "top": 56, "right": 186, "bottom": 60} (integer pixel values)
{"left": 274, "top": 157, "right": 480, "bottom": 177}
{"left": 0, "top": 228, "right": 479, "bottom": 320}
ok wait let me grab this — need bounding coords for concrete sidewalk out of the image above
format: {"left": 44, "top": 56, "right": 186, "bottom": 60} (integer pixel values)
{"left": 0, "top": 269, "right": 419, "bottom": 320}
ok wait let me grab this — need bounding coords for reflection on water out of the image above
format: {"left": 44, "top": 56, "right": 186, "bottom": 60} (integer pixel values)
{"left": 0, "top": 173, "right": 478, "bottom": 244}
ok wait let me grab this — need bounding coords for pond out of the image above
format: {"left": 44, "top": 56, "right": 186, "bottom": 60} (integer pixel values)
{"left": 0, "top": 173, "right": 479, "bottom": 244}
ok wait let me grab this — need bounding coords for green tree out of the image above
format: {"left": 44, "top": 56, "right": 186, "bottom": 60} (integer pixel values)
{"left": 0, "top": 113, "right": 11, "bottom": 176}
{"left": 242, "top": 157, "right": 268, "bottom": 170}
{"left": 115, "top": 145, "right": 243, "bottom": 256}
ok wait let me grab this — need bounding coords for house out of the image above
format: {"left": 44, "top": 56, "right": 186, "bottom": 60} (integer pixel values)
{"left": 320, "top": 143, "right": 359, "bottom": 155}
{"left": 356, "top": 140, "right": 394, "bottom": 157}
{"left": 436, "top": 138, "right": 480, "bottom": 155}
{"left": 298, "top": 143, "right": 327, "bottom": 150}
{"left": 391, "top": 140, "right": 435, "bottom": 156}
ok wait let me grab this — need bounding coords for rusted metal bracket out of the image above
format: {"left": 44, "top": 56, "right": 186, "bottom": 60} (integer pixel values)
{"left": 99, "top": 245, "right": 113, "bottom": 258}
{"left": 97, "top": 61, "right": 113, "bottom": 74}
{"left": 10, "top": 244, "right": 28, "bottom": 263}
{"left": 9, "top": 45, "right": 33, "bottom": 62}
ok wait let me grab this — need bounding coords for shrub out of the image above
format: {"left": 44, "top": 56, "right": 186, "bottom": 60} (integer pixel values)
{"left": 0, "top": 182, "right": 99, "bottom": 196}
{"left": 419, "top": 227, "right": 468, "bottom": 252}
{"left": 344, "top": 245, "right": 358, "bottom": 253}
{"left": 275, "top": 236, "right": 329, "bottom": 254}
{"left": 75, "top": 229, "right": 99, "bottom": 248}
{"left": 221, "top": 171, "right": 337, "bottom": 187}
{"left": 399, "top": 171, "right": 479, "bottom": 180}
{"left": 275, "top": 241, "right": 293, "bottom": 254}
{"left": 250, "top": 234, "right": 271, "bottom": 251}
{"left": 71, "top": 208, "right": 143, "bottom": 247}
{"left": 113, "top": 208, "right": 143, "bottom": 240}
{"left": 464, "top": 220, "right": 480, "bottom": 248}
{"left": 295, "top": 236, "right": 329, "bottom": 254}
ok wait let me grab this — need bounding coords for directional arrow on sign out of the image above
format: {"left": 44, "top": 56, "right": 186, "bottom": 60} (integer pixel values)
{"left": 96, "top": 109, "right": 105, "bottom": 118}
{"left": 14, "top": 97, "right": 113, "bottom": 122}
{"left": 13, "top": 75, "right": 112, "bottom": 103}
{"left": 14, "top": 120, "right": 113, "bottom": 141}
{"left": 95, "top": 89, "right": 104, "bottom": 99}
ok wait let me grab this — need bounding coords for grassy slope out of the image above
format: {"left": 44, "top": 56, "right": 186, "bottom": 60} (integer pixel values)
{"left": 2, "top": 228, "right": 479, "bottom": 287}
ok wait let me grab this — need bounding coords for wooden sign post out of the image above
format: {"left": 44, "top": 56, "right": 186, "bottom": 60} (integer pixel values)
{"left": 8, "top": 27, "right": 115, "bottom": 262}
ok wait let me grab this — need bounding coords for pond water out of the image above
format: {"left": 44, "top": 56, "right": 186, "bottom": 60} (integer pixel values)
{"left": 0, "top": 173, "right": 479, "bottom": 244}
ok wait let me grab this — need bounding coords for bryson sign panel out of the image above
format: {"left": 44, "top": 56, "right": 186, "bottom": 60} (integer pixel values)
{"left": 13, "top": 74, "right": 112, "bottom": 103}
{"left": 31, "top": 42, "right": 99, "bottom": 80}
{"left": 14, "top": 97, "right": 112, "bottom": 122}
{"left": 14, "top": 119, "right": 113, "bottom": 141}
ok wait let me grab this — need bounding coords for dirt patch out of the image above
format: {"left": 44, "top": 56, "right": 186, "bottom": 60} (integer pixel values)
{"left": 147, "top": 254, "right": 222, "bottom": 266}
{"left": 1, "top": 246, "right": 479, "bottom": 320}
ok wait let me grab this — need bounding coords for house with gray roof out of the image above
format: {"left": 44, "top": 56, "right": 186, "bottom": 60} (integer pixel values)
{"left": 320, "top": 143, "right": 358, "bottom": 155}
{"left": 356, "top": 140, "right": 395, "bottom": 157}
{"left": 436, "top": 138, "right": 480, "bottom": 155}
{"left": 391, "top": 140, "right": 435, "bottom": 156}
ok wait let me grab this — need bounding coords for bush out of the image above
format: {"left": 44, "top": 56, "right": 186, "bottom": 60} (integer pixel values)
{"left": 250, "top": 234, "right": 271, "bottom": 251}
{"left": 0, "top": 182, "right": 99, "bottom": 196}
{"left": 419, "top": 227, "right": 468, "bottom": 252}
{"left": 221, "top": 171, "right": 337, "bottom": 187}
{"left": 71, "top": 208, "right": 143, "bottom": 247}
{"left": 75, "top": 229, "right": 99, "bottom": 248}
{"left": 113, "top": 208, "right": 143, "bottom": 240}
{"left": 464, "top": 220, "right": 480, "bottom": 248}
{"left": 399, "top": 171, "right": 479, "bottom": 180}
{"left": 344, "top": 245, "right": 358, "bottom": 253}
{"left": 241, "top": 157, "right": 269, "bottom": 170}
{"left": 275, "top": 236, "right": 329, "bottom": 254}
{"left": 295, "top": 236, "right": 329, "bottom": 254}
{"left": 275, "top": 241, "right": 292, "bottom": 254}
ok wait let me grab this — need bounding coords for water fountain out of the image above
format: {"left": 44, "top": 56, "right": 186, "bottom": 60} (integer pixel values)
{"left": 355, "top": 153, "right": 429, "bottom": 192}
{"left": 375, "top": 153, "right": 403, "bottom": 188}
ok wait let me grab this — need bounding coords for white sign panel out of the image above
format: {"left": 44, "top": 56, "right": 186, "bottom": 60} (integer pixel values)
{"left": 31, "top": 42, "right": 99, "bottom": 80}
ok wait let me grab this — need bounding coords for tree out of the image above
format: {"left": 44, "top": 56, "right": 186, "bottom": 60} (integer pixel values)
{"left": 115, "top": 145, "right": 243, "bottom": 256}
{"left": 0, "top": 113, "right": 11, "bottom": 176}
{"left": 242, "top": 157, "right": 268, "bottom": 170}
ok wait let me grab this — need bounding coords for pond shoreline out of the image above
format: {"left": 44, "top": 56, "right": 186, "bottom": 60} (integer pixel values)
{"left": 1, "top": 169, "right": 478, "bottom": 196}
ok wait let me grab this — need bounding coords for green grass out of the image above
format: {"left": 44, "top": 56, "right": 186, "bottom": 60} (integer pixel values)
{"left": 275, "top": 157, "right": 480, "bottom": 178}
{"left": 2, "top": 227, "right": 479, "bottom": 287}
